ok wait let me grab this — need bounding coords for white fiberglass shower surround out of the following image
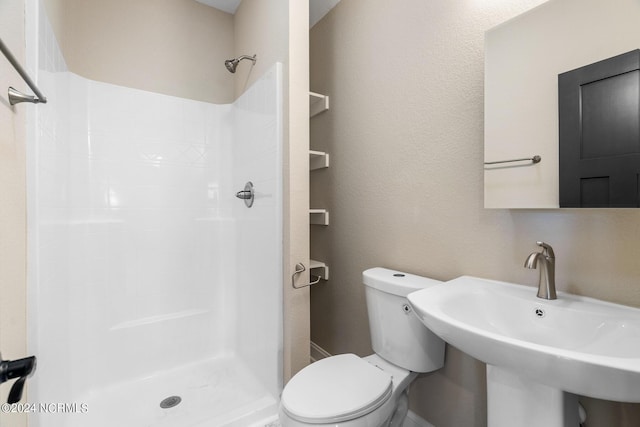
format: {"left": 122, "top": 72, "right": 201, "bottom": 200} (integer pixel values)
{"left": 26, "top": 4, "right": 283, "bottom": 427}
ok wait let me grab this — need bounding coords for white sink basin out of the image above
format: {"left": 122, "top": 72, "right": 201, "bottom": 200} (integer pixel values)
{"left": 407, "top": 276, "right": 640, "bottom": 403}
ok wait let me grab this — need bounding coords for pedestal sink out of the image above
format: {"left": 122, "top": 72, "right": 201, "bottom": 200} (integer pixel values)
{"left": 407, "top": 276, "right": 640, "bottom": 427}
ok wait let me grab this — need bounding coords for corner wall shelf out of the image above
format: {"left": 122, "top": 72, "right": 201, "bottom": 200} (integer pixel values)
{"left": 310, "top": 150, "right": 330, "bottom": 170}
{"left": 309, "top": 90, "right": 330, "bottom": 290}
{"left": 310, "top": 259, "right": 329, "bottom": 281}
{"left": 309, "top": 209, "right": 329, "bottom": 226}
{"left": 309, "top": 91, "right": 329, "bottom": 118}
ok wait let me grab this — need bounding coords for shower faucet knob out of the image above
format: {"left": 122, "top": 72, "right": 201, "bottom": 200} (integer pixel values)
{"left": 235, "top": 182, "right": 254, "bottom": 208}
{"left": 235, "top": 190, "right": 252, "bottom": 199}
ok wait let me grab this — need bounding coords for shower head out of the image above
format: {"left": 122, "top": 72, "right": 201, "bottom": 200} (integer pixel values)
{"left": 224, "top": 54, "right": 257, "bottom": 73}
{"left": 224, "top": 59, "right": 238, "bottom": 73}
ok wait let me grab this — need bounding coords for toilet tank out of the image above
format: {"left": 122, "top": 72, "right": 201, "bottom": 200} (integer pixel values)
{"left": 363, "top": 267, "right": 445, "bottom": 373}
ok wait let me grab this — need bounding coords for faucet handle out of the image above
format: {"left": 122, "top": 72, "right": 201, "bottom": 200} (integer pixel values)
{"left": 536, "top": 241, "right": 555, "bottom": 258}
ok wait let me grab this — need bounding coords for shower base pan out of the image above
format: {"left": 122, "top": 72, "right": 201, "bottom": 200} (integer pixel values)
{"left": 61, "top": 356, "right": 278, "bottom": 427}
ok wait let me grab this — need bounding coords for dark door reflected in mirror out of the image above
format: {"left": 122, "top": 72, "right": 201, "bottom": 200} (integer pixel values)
{"left": 559, "top": 50, "right": 640, "bottom": 207}
{"left": 484, "top": 0, "right": 640, "bottom": 208}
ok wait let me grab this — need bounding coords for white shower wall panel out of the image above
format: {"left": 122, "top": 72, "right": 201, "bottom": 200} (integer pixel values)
{"left": 34, "top": 72, "right": 236, "bottom": 400}
{"left": 31, "top": 8, "right": 283, "bottom": 423}
{"left": 32, "top": 73, "right": 282, "bottom": 426}
{"left": 32, "top": 70, "right": 75, "bottom": 406}
{"left": 232, "top": 64, "right": 283, "bottom": 399}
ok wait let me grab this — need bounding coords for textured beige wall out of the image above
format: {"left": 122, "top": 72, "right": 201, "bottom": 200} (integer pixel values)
{"left": 235, "top": 0, "right": 310, "bottom": 380}
{"left": 233, "top": 0, "right": 287, "bottom": 98}
{"left": 283, "top": 0, "right": 311, "bottom": 380}
{"left": 310, "top": 0, "right": 640, "bottom": 425}
{"left": 44, "top": 0, "right": 234, "bottom": 103}
{"left": 0, "top": 1, "right": 27, "bottom": 426}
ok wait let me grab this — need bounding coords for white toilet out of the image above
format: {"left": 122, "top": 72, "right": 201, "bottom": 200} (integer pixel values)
{"left": 279, "top": 267, "right": 445, "bottom": 427}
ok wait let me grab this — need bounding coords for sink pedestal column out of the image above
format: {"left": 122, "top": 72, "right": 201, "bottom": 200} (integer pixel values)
{"left": 487, "top": 366, "right": 579, "bottom": 427}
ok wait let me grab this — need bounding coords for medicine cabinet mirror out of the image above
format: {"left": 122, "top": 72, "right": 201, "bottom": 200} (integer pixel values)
{"left": 484, "top": 0, "right": 640, "bottom": 208}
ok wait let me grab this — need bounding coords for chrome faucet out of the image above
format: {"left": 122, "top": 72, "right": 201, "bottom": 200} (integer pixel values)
{"left": 524, "top": 241, "right": 557, "bottom": 300}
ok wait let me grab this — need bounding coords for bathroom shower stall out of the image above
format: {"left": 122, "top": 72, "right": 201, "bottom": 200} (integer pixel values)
{"left": 26, "top": 3, "right": 283, "bottom": 427}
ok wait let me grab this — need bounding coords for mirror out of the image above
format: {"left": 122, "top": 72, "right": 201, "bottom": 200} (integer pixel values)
{"left": 484, "top": 0, "right": 640, "bottom": 208}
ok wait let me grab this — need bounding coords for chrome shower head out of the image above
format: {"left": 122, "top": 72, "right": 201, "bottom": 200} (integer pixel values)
{"left": 225, "top": 59, "right": 238, "bottom": 73}
{"left": 224, "top": 54, "right": 256, "bottom": 73}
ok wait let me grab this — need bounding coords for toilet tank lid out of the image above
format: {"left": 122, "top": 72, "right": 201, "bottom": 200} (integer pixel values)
{"left": 363, "top": 267, "right": 442, "bottom": 297}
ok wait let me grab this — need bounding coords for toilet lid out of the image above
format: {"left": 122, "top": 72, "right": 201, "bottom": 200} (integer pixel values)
{"left": 281, "top": 353, "right": 393, "bottom": 424}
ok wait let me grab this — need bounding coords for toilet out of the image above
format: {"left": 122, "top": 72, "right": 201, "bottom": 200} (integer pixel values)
{"left": 279, "top": 267, "right": 445, "bottom": 427}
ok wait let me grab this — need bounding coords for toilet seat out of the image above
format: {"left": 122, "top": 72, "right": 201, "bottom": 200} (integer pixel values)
{"left": 281, "top": 354, "right": 393, "bottom": 424}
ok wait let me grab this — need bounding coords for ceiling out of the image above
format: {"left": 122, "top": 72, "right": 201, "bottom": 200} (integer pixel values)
{"left": 196, "top": 0, "right": 240, "bottom": 14}
{"left": 195, "top": 0, "right": 341, "bottom": 27}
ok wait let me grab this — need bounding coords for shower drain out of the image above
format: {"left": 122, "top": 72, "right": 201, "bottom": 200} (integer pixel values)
{"left": 159, "top": 396, "right": 182, "bottom": 409}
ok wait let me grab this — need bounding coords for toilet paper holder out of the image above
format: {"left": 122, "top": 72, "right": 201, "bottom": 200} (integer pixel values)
{"left": 291, "top": 263, "right": 321, "bottom": 289}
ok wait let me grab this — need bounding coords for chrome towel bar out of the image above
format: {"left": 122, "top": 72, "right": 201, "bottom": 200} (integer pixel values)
{"left": 484, "top": 155, "right": 541, "bottom": 166}
{"left": 0, "top": 36, "right": 47, "bottom": 105}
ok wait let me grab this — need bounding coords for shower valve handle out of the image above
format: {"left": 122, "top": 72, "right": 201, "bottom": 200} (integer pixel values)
{"left": 0, "top": 354, "right": 37, "bottom": 404}
{"left": 235, "top": 182, "right": 254, "bottom": 208}
{"left": 235, "top": 190, "right": 252, "bottom": 199}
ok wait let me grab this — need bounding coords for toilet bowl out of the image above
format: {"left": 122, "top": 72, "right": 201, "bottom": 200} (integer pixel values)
{"left": 279, "top": 268, "right": 445, "bottom": 427}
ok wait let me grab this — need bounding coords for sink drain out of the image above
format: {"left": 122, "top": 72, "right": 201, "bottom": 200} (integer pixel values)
{"left": 159, "top": 396, "right": 182, "bottom": 409}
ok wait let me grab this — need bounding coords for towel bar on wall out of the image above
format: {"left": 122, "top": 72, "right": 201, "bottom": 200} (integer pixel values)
{"left": 484, "top": 155, "right": 541, "bottom": 166}
{"left": 0, "top": 36, "right": 47, "bottom": 105}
